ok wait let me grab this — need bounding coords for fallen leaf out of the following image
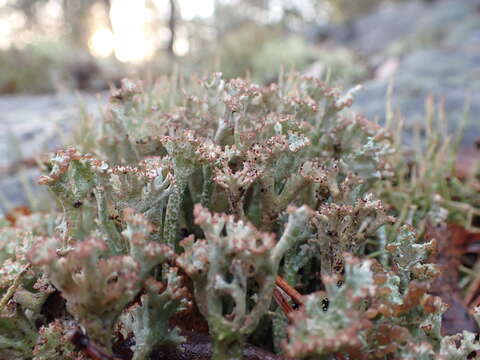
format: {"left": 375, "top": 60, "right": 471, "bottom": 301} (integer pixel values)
{"left": 425, "top": 221, "right": 479, "bottom": 335}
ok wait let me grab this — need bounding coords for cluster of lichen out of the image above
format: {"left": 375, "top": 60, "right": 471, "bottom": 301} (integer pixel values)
{"left": 1, "top": 73, "right": 479, "bottom": 360}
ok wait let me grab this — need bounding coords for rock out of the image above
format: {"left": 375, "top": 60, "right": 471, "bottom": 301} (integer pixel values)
{"left": 337, "top": 1, "right": 427, "bottom": 57}
{"left": 0, "top": 92, "right": 106, "bottom": 213}
{"left": 339, "top": 0, "right": 480, "bottom": 146}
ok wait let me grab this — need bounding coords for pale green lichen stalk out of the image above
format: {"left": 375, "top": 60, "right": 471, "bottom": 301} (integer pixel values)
{"left": 177, "top": 204, "right": 311, "bottom": 360}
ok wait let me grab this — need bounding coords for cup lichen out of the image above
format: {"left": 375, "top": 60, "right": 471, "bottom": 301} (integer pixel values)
{"left": 0, "top": 73, "right": 479, "bottom": 360}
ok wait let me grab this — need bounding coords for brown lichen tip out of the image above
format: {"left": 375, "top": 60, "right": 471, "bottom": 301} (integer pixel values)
{"left": 38, "top": 147, "right": 89, "bottom": 185}
{"left": 110, "top": 78, "right": 143, "bottom": 103}
{"left": 192, "top": 203, "right": 276, "bottom": 255}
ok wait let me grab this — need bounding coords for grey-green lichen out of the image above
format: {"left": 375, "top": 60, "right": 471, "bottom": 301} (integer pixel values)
{"left": 0, "top": 73, "right": 479, "bottom": 360}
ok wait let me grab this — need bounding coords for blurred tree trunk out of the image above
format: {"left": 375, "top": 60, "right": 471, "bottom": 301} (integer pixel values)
{"left": 61, "top": 0, "right": 94, "bottom": 54}
{"left": 168, "top": 0, "right": 176, "bottom": 55}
